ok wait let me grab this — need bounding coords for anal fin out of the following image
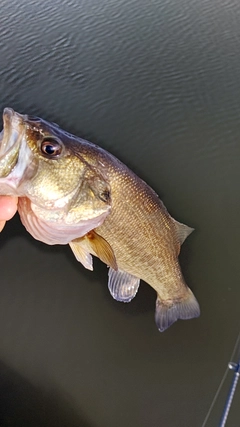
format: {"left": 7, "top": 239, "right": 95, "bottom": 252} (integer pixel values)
{"left": 155, "top": 287, "right": 200, "bottom": 332}
{"left": 108, "top": 267, "right": 140, "bottom": 302}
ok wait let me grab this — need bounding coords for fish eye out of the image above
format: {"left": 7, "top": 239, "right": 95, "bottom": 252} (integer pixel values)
{"left": 40, "top": 138, "right": 63, "bottom": 158}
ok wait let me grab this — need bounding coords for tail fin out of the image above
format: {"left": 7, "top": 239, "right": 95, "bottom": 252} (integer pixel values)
{"left": 155, "top": 288, "right": 200, "bottom": 332}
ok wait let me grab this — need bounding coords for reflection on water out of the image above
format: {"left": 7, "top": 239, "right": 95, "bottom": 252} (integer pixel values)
{"left": 0, "top": 0, "right": 240, "bottom": 426}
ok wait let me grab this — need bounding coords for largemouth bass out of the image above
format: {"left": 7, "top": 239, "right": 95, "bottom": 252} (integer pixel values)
{"left": 0, "top": 108, "right": 200, "bottom": 331}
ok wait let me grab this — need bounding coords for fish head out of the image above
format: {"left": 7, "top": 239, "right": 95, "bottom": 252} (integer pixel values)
{"left": 0, "top": 108, "right": 111, "bottom": 243}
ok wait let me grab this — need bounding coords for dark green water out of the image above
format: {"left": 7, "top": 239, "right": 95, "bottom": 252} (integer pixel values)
{"left": 0, "top": 0, "right": 240, "bottom": 425}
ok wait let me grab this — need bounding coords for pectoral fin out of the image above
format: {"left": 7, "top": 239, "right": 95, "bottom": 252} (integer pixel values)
{"left": 70, "top": 230, "right": 117, "bottom": 271}
{"left": 108, "top": 267, "right": 140, "bottom": 302}
{"left": 86, "top": 230, "right": 117, "bottom": 270}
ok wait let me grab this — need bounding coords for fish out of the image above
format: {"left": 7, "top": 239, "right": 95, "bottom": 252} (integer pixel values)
{"left": 0, "top": 107, "right": 200, "bottom": 331}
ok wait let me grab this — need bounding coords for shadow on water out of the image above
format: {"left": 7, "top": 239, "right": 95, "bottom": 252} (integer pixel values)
{"left": 0, "top": 361, "right": 92, "bottom": 427}
{"left": 0, "top": 210, "right": 157, "bottom": 318}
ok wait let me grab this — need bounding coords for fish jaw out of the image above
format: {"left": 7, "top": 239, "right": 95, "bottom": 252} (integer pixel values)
{"left": 0, "top": 108, "right": 36, "bottom": 194}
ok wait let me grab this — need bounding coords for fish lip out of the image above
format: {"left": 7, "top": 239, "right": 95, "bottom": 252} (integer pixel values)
{"left": 0, "top": 108, "right": 24, "bottom": 155}
{"left": 0, "top": 108, "right": 26, "bottom": 179}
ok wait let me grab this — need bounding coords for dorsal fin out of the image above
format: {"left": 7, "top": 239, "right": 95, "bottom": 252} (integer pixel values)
{"left": 172, "top": 218, "right": 194, "bottom": 245}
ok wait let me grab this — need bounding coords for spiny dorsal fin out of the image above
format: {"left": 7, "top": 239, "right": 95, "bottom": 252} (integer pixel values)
{"left": 172, "top": 218, "right": 194, "bottom": 245}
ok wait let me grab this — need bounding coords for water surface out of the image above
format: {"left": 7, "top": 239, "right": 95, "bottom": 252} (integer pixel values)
{"left": 0, "top": 0, "right": 240, "bottom": 425}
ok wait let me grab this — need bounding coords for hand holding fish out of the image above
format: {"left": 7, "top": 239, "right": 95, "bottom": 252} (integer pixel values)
{"left": 0, "top": 196, "right": 18, "bottom": 231}
{"left": 0, "top": 108, "right": 200, "bottom": 331}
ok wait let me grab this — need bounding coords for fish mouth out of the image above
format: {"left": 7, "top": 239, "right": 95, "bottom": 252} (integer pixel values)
{"left": 0, "top": 108, "right": 25, "bottom": 177}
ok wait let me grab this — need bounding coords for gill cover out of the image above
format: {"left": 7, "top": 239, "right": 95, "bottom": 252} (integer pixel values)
{"left": 0, "top": 108, "right": 112, "bottom": 245}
